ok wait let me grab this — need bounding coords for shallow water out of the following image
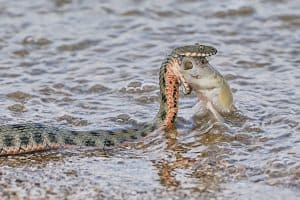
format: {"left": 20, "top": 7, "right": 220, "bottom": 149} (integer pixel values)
{"left": 0, "top": 0, "right": 300, "bottom": 199}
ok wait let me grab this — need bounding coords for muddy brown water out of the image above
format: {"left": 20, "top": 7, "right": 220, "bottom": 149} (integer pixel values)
{"left": 0, "top": 0, "right": 300, "bottom": 199}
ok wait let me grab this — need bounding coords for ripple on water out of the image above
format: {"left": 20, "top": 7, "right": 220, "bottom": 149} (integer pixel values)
{"left": 277, "top": 14, "right": 300, "bottom": 28}
{"left": 214, "top": 6, "right": 255, "bottom": 18}
{"left": 119, "top": 81, "right": 158, "bottom": 94}
{"left": 22, "top": 36, "right": 52, "bottom": 46}
{"left": 57, "top": 114, "right": 89, "bottom": 126}
{"left": 6, "top": 91, "right": 32, "bottom": 103}
{"left": 57, "top": 40, "right": 100, "bottom": 52}
{"left": 0, "top": 0, "right": 299, "bottom": 199}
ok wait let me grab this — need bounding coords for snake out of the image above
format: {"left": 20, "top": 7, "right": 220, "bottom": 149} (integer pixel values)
{"left": 0, "top": 44, "right": 217, "bottom": 156}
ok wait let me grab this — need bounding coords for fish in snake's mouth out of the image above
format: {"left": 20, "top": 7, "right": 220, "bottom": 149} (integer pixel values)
{"left": 169, "top": 44, "right": 218, "bottom": 95}
{"left": 177, "top": 56, "right": 213, "bottom": 92}
{"left": 174, "top": 52, "right": 234, "bottom": 120}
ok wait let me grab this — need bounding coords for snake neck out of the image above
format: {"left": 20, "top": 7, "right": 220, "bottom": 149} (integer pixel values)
{"left": 156, "top": 55, "right": 180, "bottom": 130}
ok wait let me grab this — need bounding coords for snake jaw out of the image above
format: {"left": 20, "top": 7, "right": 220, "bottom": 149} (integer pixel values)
{"left": 168, "top": 57, "right": 192, "bottom": 95}
{"left": 173, "top": 66, "right": 192, "bottom": 95}
{"left": 179, "top": 76, "right": 192, "bottom": 95}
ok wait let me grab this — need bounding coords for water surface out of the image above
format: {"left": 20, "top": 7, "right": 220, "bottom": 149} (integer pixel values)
{"left": 0, "top": 0, "right": 300, "bottom": 199}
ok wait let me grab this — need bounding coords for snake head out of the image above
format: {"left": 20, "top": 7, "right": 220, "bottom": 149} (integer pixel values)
{"left": 173, "top": 44, "right": 217, "bottom": 57}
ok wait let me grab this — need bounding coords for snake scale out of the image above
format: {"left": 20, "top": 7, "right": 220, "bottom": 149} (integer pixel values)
{"left": 0, "top": 44, "right": 217, "bottom": 156}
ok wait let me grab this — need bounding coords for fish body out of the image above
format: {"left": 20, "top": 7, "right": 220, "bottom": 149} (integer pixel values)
{"left": 179, "top": 57, "right": 233, "bottom": 122}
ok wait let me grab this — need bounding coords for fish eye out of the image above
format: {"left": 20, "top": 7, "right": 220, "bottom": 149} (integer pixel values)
{"left": 200, "top": 57, "right": 208, "bottom": 64}
{"left": 184, "top": 61, "right": 193, "bottom": 70}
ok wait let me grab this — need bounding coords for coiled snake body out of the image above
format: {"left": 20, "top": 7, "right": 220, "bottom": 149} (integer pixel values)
{"left": 0, "top": 44, "right": 218, "bottom": 156}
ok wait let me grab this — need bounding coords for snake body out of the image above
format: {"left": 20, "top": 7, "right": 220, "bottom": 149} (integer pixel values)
{"left": 0, "top": 44, "right": 217, "bottom": 156}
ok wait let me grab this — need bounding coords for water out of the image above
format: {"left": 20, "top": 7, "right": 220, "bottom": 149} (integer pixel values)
{"left": 0, "top": 0, "right": 300, "bottom": 199}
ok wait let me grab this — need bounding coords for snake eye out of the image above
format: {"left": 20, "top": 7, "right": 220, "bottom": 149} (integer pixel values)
{"left": 184, "top": 61, "right": 193, "bottom": 70}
